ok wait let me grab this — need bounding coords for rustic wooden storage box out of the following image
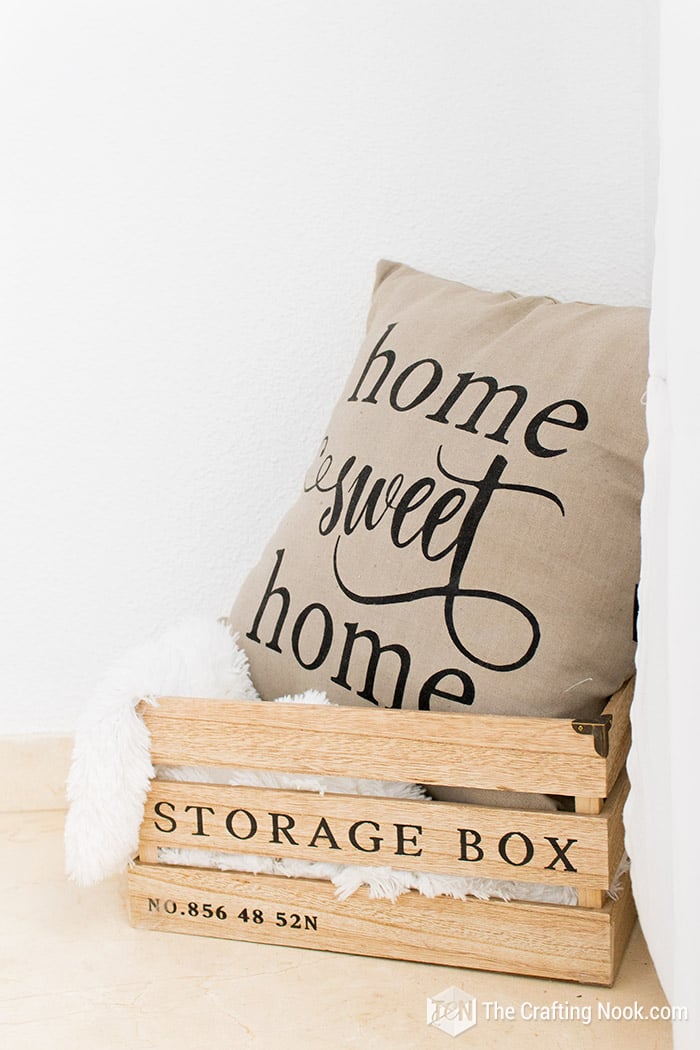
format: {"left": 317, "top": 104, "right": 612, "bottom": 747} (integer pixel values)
{"left": 128, "top": 677, "right": 635, "bottom": 985}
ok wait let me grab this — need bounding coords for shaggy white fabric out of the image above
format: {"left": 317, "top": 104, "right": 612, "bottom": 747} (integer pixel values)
{"left": 65, "top": 615, "right": 626, "bottom": 906}
{"left": 64, "top": 616, "right": 259, "bottom": 887}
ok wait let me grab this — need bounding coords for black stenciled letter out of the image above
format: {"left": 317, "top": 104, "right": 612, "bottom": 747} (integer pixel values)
{"left": 308, "top": 817, "right": 342, "bottom": 850}
{"left": 544, "top": 836, "right": 578, "bottom": 872}
{"left": 226, "top": 809, "right": 258, "bottom": 840}
{"left": 270, "top": 812, "right": 298, "bottom": 846}
{"left": 184, "top": 805, "right": 215, "bottom": 837}
{"left": 348, "top": 820, "right": 382, "bottom": 852}
{"left": 498, "top": 831, "right": 535, "bottom": 867}
{"left": 153, "top": 800, "right": 176, "bottom": 833}
{"left": 459, "top": 829, "right": 484, "bottom": 862}
{"left": 394, "top": 823, "right": 423, "bottom": 856}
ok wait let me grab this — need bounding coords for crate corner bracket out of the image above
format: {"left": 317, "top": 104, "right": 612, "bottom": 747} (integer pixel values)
{"left": 571, "top": 714, "right": 612, "bottom": 757}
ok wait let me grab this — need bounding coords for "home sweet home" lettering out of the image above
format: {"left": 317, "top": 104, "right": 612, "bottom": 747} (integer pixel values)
{"left": 245, "top": 323, "right": 591, "bottom": 709}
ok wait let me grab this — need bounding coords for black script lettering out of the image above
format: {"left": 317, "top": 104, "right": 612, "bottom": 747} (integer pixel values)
{"left": 524, "top": 399, "right": 589, "bottom": 458}
{"left": 291, "top": 602, "right": 334, "bottom": 670}
{"left": 270, "top": 812, "right": 298, "bottom": 846}
{"left": 305, "top": 447, "right": 403, "bottom": 537}
{"left": 426, "top": 371, "right": 477, "bottom": 424}
{"left": 226, "top": 809, "right": 258, "bottom": 841}
{"left": 544, "top": 836, "right": 578, "bottom": 872}
{"left": 333, "top": 447, "right": 564, "bottom": 672}
{"left": 184, "top": 805, "right": 215, "bottom": 837}
{"left": 390, "top": 478, "right": 436, "bottom": 548}
{"left": 246, "top": 548, "right": 289, "bottom": 652}
{"left": 348, "top": 331, "right": 590, "bottom": 458}
{"left": 308, "top": 817, "right": 342, "bottom": 850}
{"left": 420, "top": 489, "right": 468, "bottom": 560}
{"left": 244, "top": 553, "right": 473, "bottom": 711}
{"left": 394, "top": 823, "right": 423, "bottom": 856}
{"left": 153, "top": 800, "right": 176, "bottom": 833}
{"left": 345, "top": 465, "right": 399, "bottom": 533}
{"left": 315, "top": 455, "right": 359, "bottom": 535}
{"left": 348, "top": 820, "right": 382, "bottom": 852}
{"left": 449, "top": 373, "right": 528, "bottom": 444}
{"left": 347, "top": 324, "right": 397, "bottom": 403}
{"left": 330, "top": 622, "right": 411, "bottom": 708}
{"left": 498, "top": 831, "right": 535, "bottom": 867}
{"left": 389, "top": 358, "right": 444, "bottom": 412}
{"left": 459, "top": 828, "right": 485, "bottom": 862}
{"left": 418, "top": 668, "right": 474, "bottom": 709}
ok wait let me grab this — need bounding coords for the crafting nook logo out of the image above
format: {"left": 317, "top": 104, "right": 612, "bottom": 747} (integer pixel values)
{"left": 427, "top": 986, "right": 477, "bottom": 1038}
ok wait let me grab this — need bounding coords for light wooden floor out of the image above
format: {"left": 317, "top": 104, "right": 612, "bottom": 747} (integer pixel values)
{"left": 0, "top": 808, "right": 672, "bottom": 1050}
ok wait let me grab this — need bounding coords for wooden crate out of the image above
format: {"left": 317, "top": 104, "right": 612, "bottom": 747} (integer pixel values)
{"left": 127, "top": 677, "right": 636, "bottom": 985}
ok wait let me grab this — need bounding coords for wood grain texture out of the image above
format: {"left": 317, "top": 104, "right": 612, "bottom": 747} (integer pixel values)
{"left": 129, "top": 678, "right": 636, "bottom": 983}
{"left": 602, "top": 677, "right": 634, "bottom": 794}
{"left": 611, "top": 871, "right": 637, "bottom": 980}
{"left": 139, "top": 779, "right": 622, "bottom": 889}
{"left": 138, "top": 840, "right": 159, "bottom": 864}
{"left": 601, "top": 769, "right": 629, "bottom": 883}
{"left": 127, "top": 861, "right": 632, "bottom": 985}
{"left": 138, "top": 677, "right": 634, "bottom": 797}
{"left": 575, "top": 795, "right": 605, "bottom": 908}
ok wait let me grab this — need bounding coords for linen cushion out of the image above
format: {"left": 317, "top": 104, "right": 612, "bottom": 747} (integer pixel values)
{"left": 228, "top": 261, "right": 648, "bottom": 726}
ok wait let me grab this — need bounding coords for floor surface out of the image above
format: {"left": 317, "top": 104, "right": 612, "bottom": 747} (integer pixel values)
{"left": 0, "top": 810, "right": 672, "bottom": 1050}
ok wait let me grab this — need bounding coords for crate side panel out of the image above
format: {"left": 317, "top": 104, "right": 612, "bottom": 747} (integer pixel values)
{"left": 602, "top": 769, "right": 629, "bottom": 883}
{"left": 602, "top": 678, "right": 634, "bottom": 794}
{"left": 611, "top": 872, "right": 637, "bottom": 981}
{"left": 141, "top": 701, "right": 608, "bottom": 796}
{"left": 140, "top": 780, "right": 612, "bottom": 888}
{"left": 127, "top": 862, "right": 616, "bottom": 984}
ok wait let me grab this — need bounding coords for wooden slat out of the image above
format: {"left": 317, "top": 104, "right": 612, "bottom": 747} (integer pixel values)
{"left": 602, "top": 769, "right": 629, "bottom": 883}
{"left": 141, "top": 697, "right": 606, "bottom": 757}
{"left": 138, "top": 840, "right": 159, "bottom": 864}
{"left": 602, "top": 677, "right": 634, "bottom": 794}
{"left": 575, "top": 795, "right": 605, "bottom": 908}
{"left": 611, "top": 871, "right": 637, "bottom": 979}
{"left": 138, "top": 686, "right": 629, "bottom": 796}
{"left": 139, "top": 779, "right": 617, "bottom": 889}
{"left": 128, "top": 861, "right": 632, "bottom": 985}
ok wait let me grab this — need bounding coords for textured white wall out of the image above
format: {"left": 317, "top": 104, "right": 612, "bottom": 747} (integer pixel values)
{"left": 1, "top": 1, "right": 657, "bottom": 733}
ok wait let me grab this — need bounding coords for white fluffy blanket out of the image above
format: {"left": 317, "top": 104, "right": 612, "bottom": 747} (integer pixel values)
{"left": 65, "top": 617, "right": 626, "bottom": 905}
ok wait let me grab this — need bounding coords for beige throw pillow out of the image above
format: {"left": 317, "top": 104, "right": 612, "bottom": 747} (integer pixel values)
{"left": 229, "top": 261, "right": 648, "bottom": 735}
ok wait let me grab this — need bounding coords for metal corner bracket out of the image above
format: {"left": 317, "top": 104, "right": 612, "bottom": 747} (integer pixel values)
{"left": 571, "top": 713, "right": 613, "bottom": 757}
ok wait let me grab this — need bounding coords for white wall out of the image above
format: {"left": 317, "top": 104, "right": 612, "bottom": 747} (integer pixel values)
{"left": 1, "top": 1, "right": 657, "bottom": 733}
